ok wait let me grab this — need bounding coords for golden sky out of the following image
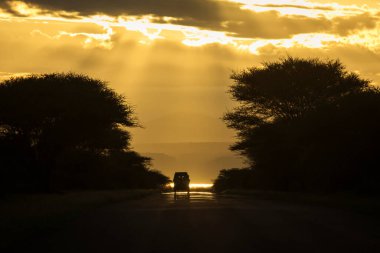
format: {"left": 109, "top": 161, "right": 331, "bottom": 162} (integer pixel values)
{"left": 1, "top": 0, "right": 379, "bottom": 182}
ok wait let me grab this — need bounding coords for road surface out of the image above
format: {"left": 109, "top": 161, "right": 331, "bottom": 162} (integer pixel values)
{"left": 16, "top": 192, "right": 380, "bottom": 253}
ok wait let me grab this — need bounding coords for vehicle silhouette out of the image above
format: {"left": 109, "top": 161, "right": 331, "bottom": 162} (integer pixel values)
{"left": 173, "top": 172, "right": 190, "bottom": 197}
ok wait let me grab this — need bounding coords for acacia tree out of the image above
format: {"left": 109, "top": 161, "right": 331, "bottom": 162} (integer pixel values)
{"left": 223, "top": 57, "right": 380, "bottom": 192}
{"left": 0, "top": 73, "right": 143, "bottom": 191}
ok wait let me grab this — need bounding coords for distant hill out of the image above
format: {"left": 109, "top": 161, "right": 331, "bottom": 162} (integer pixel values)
{"left": 143, "top": 152, "right": 177, "bottom": 168}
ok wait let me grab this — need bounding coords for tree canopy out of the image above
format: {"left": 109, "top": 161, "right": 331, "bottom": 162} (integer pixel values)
{"left": 0, "top": 73, "right": 136, "bottom": 152}
{"left": 220, "top": 57, "right": 380, "bottom": 193}
{"left": 225, "top": 57, "right": 369, "bottom": 130}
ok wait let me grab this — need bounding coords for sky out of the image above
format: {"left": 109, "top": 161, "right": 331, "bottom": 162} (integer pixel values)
{"left": 1, "top": 0, "right": 379, "bottom": 182}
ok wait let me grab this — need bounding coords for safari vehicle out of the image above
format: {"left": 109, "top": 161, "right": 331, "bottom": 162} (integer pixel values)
{"left": 173, "top": 172, "right": 190, "bottom": 196}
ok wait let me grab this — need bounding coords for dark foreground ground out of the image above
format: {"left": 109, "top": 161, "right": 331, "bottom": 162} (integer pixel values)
{"left": 2, "top": 191, "right": 380, "bottom": 253}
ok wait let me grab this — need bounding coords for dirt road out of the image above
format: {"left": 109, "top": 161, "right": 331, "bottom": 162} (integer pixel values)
{"left": 10, "top": 192, "right": 380, "bottom": 253}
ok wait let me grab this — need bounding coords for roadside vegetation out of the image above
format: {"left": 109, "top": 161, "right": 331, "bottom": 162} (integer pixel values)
{"left": 214, "top": 57, "right": 380, "bottom": 194}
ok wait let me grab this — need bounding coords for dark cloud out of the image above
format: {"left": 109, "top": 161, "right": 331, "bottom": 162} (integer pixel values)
{"left": 3, "top": 0, "right": 379, "bottom": 40}
{"left": 3, "top": 0, "right": 225, "bottom": 34}
{"left": 211, "top": 7, "right": 331, "bottom": 39}
{"left": 16, "top": 0, "right": 221, "bottom": 21}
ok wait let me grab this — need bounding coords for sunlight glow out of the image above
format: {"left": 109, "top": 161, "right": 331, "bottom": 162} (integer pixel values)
{"left": 247, "top": 33, "right": 340, "bottom": 54}
{"left": 227, "top": 0, "right": 375, "bottom": 18}
{"left": 190, "top": 184, "right": 213, "bottom": 189}
{"left": 7, "top": 0, "right": 80, "bottom": 19}
{"left": 117, "top": 15, "right": 235, "bottom": 47}
{"left": 182, "top": 30, "right": 233, "bottom": 47}
{"left": 7, "top": 1, "right": 41, "bottom": 16}
{"left": 0, "top": 8, "right": 12, "bottom": 19}
{"left": 118, "top": 16, "right": 164, "bottom": 41}
{"left": 342, "top": 26, "right": 380, "bottom": 50}
{"left": 0, "top": 72, "right": 31, "bottom": 81}
{"left": 168, "top": 183, "right": 213, "bottom": 189}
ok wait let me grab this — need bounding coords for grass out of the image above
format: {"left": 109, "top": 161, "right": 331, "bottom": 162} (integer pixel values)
{"left": 0, "top": 189, "right": 157, "bottom": 250}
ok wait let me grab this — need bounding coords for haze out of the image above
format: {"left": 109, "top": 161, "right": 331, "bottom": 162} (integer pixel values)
{"left": 1, "top": 0, "right": 379, "bottom": 183}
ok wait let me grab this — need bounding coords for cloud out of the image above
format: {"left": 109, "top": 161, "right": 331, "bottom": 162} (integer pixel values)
{"left": 332, "top": 12, "right": 378, "bottom": 36}
{"left": 1, "top": 0, "right": 379, "bottom": 41}
{"left": 254, "top": 3, "right": 334, "bottom": 11}
{"left": 216, "top": 7, "right": 331, "bottom": 39}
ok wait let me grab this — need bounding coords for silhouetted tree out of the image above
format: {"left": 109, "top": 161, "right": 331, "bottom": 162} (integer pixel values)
{"left": 213, "top": 168, "right": 254, "bottom": 192}
{"left": 223, "top": 57, "right": 380, "bottom": 192}
{"left": 53, "top": 149, "right": 169, "bottom": 190}
{"left": 0, "top": 73, "right": 168, "bottom": 192}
